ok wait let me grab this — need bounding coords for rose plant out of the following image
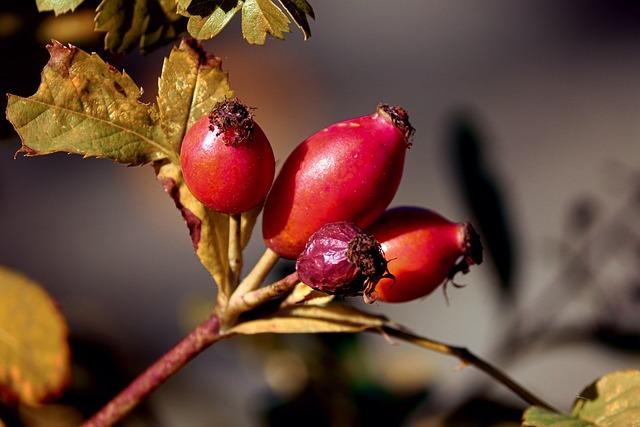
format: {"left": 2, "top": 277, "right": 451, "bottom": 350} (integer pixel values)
{"left": 1, "top": 2, "right": 638, "bottom": 427}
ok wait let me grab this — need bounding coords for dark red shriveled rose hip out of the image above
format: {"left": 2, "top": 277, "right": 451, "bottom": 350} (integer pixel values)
{"left": 263, "top": 104, "right": 414, "bottom": 259}
{"left": 367, "top": 207, "right": 483, "bottom": 303}
{"left": 180, "top": 98, "right": 275, "bottom": 215}
{"left": 296, "top": 221, "right": 392, "bottom": 303}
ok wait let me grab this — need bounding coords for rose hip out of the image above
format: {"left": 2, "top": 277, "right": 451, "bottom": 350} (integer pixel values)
{"left": 367, "top": 207, "right": 483, "bottom": 303}
{"left": 296, "top": 221, "right": 392, "bottom": 302}
{"left": 180, "top": 98, "right": 275, "bottom": 214}
{"left": 262, "top": 104, "right": 414, "bottom": 259}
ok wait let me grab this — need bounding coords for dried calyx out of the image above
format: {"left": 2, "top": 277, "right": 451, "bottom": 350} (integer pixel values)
{"left": 377, "top": 103, "right": 415, "bottom": 145}
{"left": 346, "top": 232, "right": 393, "bottom": 302}
{"left": 448, "top": 222, "right": 483, "bottom": 280}
{"left": 296, "top": 222, "right": 392, "bottom": 303}
{"left": 208, "top": 98, "right": 255, "bottom": 146}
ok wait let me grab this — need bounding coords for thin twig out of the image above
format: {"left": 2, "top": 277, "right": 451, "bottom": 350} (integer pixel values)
{"left": 376, "top": 324, "right": 558, "bottom": 412}
{"left": 82, "top": 314, "right": 229, "bottom": 427}
{"left": 233, "top": 248, "right": 280, "bottom": 297}
{"left": 228, "top": 213, "right": 243, "bottom": 290}
{"left": 226, "top": 272, "right": 299, "bottom": 323}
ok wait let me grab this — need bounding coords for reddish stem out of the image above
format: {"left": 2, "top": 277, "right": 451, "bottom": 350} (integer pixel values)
{"left": 82, "top": 314, "right": 225, "bottom": 427}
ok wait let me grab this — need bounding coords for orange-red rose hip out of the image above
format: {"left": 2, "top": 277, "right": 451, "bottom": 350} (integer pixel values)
{"left": 180, "top": 99, "right": 275, "bottom": 214}
{"left": 262, "top": 104, "right": 414, "bottom": 259}
{"left": 367, "top": 207, "right": 483, "bottom": 303}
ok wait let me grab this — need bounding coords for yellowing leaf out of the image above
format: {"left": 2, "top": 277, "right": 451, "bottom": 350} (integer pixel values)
{"left": 36, "top": 0, "right": 85, "bottom": 15}
{"left": 0, "top": 267, "right": 69, "bottom": 405}
{"left": 277, "top": 0, "right": 313, "bottom": 40}
{"left": 6, "top": 40, "right": 256, "bottom": 303}
{"left": 523, "top": 370, "right": 640, "bottom": 427}
{"left": 187, "top": 2, "right": 243, "bottom": 40}
{"left": 241, "top": 0, "right": 290, "bottom": 44}
{"left": 19, "top": 404, "right": 83, "bottom": 427}
{"left": 231, "top": 304, "right": 386, "bottom": 335}
{"left": 154, "top": 39, "right": 259, "bottom": 303}
{"left": 179, "top": 0, "right": 314, "bottom": 43}
{"left": 280, "top": 282, "right": 334, "bottom": 307}
{"left": 156, "top": 163, "right": 260, "bottom": 305}
{"left": 157, "top": 38, "right": 232, "bottom": 152}
{"left": 573, "top": 370, "right": 640, "bottom": 426}
{"left": 95, "top": 0, "right": 187, "bottom": 53}
{"left": 523, "top": 407, "right": 593, "bottom": 427}
{"left": 156, "top": 162, "right": 230, "bottom": 296}
{"left": 6, "top": 41, "right": 174, "bottom": 165}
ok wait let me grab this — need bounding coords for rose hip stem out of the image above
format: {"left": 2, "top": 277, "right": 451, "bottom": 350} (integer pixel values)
{"left": 81, "top": 314, "right": 227, "bottom": 427}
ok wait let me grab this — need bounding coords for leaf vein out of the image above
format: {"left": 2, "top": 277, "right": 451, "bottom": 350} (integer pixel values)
{"left": 13, "top": 96, "right": 172, "bottom": 161}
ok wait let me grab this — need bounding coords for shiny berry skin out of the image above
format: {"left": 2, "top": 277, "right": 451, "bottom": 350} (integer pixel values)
{"left": 367, "top": 207, "right": 483, "bottom": 303}
{"left": 263, "top": 104, "right": 414, "bottom": 259}
{"left": 296, "top": 221, "right": 391, "bottom": 302}
{"left": 180, "top": 99, "right": 275, "bottom": 214}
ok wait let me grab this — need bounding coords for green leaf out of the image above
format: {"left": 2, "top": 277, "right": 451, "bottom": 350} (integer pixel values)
{"left": 231, "top": 304, "right": 386, "bottom": 335}
{"left": 241, "top": 0, "right": 290, "bottom": 44}
{"left": 6, "top": 41, "right": 174, "bottom": 165}
{"left": 523, "top": 407, "right": 594, "bottom": 427}
{"left": 0, "top": 266, "right": 70, "bottom": 405}
{"left": 95, "top": 0, "right": 187, "bottom": 53}
{"left": 35, "top": 0, "right": 85, "bottom": 15}
{"left": 187, "top": 2, "right": 242, "bottom": 40}
{"left": 523, "top": 370, "right": 640, "bottom": 427}
{"left": 277, "top": 0, "right": 313, "bottom": 40}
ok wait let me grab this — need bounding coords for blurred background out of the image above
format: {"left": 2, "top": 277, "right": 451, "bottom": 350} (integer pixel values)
{"left": 1, "top": 0, "right": 640, "bottom": 425}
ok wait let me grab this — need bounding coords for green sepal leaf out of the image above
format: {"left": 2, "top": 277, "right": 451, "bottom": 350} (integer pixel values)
{"left": 35, "top": 0, "right": 85, "bottom": 15}
{"left": 523, "top": 370, "right": 640, "bottom": 427}
{"left": 95, "top": 0, "right": 187, "bottom": 53}
{"left": 277, "top": 0, "right": 313, "bottom": 40}
{"left": 6, "top": 41, "right": 174, "bottom": 165}
{"left": 231, "top": 304, "right": 386, "bottom": 335}
{"left": 241, "top": 0, "right": 290, "bottom": 44}
{"left": 0, "top": 266, "right": 70, "bottom": 406}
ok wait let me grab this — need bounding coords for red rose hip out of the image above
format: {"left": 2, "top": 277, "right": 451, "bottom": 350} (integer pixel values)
{"left": 367, "top": 207, "right": 483, "bottom": 303}
{"left": 180, "top": 99, "right": 275, "bottom": 214}
{"left": 263, "top": 104, "right": 414, "bottom": 259}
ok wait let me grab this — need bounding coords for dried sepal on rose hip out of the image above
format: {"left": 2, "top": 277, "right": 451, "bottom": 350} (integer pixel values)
{"left": 263, "top": 103, "right": 414, "bottom": 259}
{"left": 367, "top": 207, "right": 483, "bottom": 303}
{"left": 296, "top": 222, "right": 393, "bottom": 303}
{"left": 180, "top": 98, "right": 275, "bottom": 215}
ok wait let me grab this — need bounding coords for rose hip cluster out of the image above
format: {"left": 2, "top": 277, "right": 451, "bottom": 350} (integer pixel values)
{"left": 181, "top": 99, "right": 483, "bottom": 303}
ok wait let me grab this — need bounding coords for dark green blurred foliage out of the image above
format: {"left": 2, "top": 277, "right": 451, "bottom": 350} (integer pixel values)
{"left": 448, "top": 114, "right": 517, "bottom": 300}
